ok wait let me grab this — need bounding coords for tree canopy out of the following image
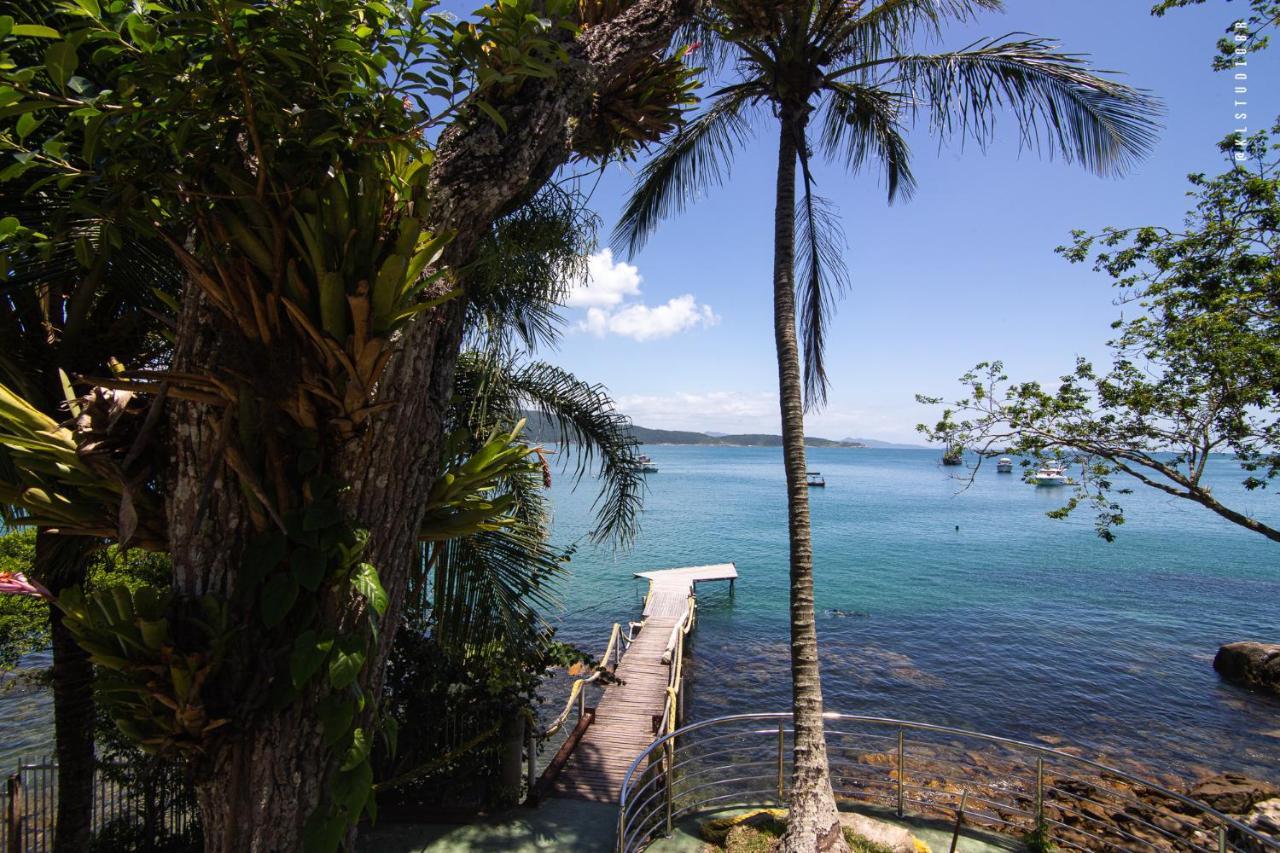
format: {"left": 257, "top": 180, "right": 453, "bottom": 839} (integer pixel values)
{"left": 919, "top": 124, "right": 1280, "bottom": 543}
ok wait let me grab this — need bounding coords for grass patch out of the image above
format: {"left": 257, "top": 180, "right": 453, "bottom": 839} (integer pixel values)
{"left": 699, "top": 810, "right": 906, "bottom": 853}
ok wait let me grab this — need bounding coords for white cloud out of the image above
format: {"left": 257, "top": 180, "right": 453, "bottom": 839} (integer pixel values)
{"left": 568, "top": 250, "right": 718, "bottom": 341}
{"left": 581, "top": 295, "right": 719, "bottom": 341}
{"left": 566, "top": 248, "right": 641, "bottom": 309}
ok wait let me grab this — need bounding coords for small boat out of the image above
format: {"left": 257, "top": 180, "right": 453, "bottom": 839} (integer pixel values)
{"left": 806, "top": 471, "right": 826, "bottom": 488}
{"left": 942, "top": 445, "right": 963, "bottom": 466}
{"left": 996, "top": 457, "right": 1013, "bottom": 473}
{"left": 1031, "top": 463, "right": 1069, "bottom": 486}
{"left": 636, "top": 454, "right": 658, "bottom": 474}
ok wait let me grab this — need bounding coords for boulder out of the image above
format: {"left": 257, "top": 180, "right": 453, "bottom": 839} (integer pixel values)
{"left": 838, "top": 812, "right": 920, "bottom": 853}
{"left": 1214, "top": 642, "right": 1280, "bottom": 693}
{"left": 1190, "top": 774, "right": 1280, "bottom": 816}
{"left": 1246, "top": 798, "right": 1280, "bottom": 835}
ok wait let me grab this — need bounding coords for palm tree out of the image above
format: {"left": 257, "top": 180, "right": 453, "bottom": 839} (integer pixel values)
{"left": 616, "top": 1, "right": 1160, "bottom": 847}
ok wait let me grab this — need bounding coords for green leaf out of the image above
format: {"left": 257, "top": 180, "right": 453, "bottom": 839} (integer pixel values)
{"left": 73, "top": 0, "right": 101, "bottom": 16}
{"left": 241, "top": 532, "right": 286, "bottom": 587}
{"left": 317, "top": 694, "right": 354, "bottom": 746}
{"left": 260, "top": 574, "right": 299, "bottom": 628}
{"left": 303, "top": 809, "right": 346, "bottom": 853}
{"left": 11, "top": 24, "right": 61, "bottom": 39}
{"left": 474, "top": 99, "right": 508, "bottom": 132}
{"left": 350, "top": 562, "right": 387, "bottom": 616}
{"left": 43, "top": 42, "right": 78, "bottom": 89}
{"left": 290, "top": 547, "right": 326, "bottom": 591}
{"left": 340, "top": 727, "right": 370, "bottom": 772}
{"left": 328, "top": 635, "right": 365, "bottom": 690}
{"left": 16, "top": 111, "right": 42, "bottom": 140}
{"left": 331, "top": 760, "right": 373, "bottom": 815}
{"left": 288, "top": 629, "right": 333, "bottom": 689}
{"left": 0, "top": 16, "right": 12, "bottom": 38}
{"left": 303, "top": 499, "right": 341, "bottom": 531}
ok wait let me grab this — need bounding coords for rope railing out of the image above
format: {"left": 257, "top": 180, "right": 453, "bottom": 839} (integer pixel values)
{"left": 522, "top": 617, "right": 635, "bottom": 794}
{"left": 617, "top": 713, "right": 1280, "bottom": 853}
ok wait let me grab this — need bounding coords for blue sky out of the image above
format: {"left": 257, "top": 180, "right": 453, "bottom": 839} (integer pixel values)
{"left": 535, "top": 0, "right": 1279, "bottom": 443}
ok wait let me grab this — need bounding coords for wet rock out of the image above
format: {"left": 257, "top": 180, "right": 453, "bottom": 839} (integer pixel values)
{"left": 838, "top": 812, "right": 918, "bottom": 853}
{"left": 1213, "top": 642, "right": 1280, "bottom": 693}
{"left": 1189, "top": 773, "right": 1280, "bottom": 815}
{"left": 1246, "top": 798, "right": 1280, "bottom": 835}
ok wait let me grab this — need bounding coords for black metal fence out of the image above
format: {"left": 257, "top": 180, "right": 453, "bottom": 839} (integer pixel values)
{"left": 0, "top": 755, "right": 199, "bottom": 853}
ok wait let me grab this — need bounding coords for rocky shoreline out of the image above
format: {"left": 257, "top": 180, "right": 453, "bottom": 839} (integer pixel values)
{"left": 830, "top": 744, "right": 1280, "bottom": 851}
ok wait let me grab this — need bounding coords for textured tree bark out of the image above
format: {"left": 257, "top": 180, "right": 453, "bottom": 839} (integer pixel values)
{"left": 159, "top": 0, "right": 696, "bottom": 848}
{"left": 771, "top": 108, "right": 847, "bottom": 853}
{"left": 34, "top": 532, "right": 96, "bottom": 853}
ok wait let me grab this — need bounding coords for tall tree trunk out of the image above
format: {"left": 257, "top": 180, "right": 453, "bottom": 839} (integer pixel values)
{"left": 154, "top": 2, "right": 697, "bottom": 849}
{"left": 772, "top": 108, "right": 846, "bottom": 853}
{"left": 34, "top": 532, "right": 96, "bottom": 853}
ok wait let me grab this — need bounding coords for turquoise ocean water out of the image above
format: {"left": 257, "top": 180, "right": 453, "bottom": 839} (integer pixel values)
{"left": 1, "top": 446, "right": 1276, "bottom": 784}
{"left": 543, "top": 446, "right": 1279, "bottom": 785}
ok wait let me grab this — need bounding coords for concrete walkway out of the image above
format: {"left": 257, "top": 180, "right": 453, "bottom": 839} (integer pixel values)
{"left": 357, "top": 799, "right": 616, "bottom": 852}
{"left": 357, "top": 801, "right": 1020, "bottom": 852}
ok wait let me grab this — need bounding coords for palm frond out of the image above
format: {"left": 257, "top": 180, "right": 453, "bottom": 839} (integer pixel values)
{"left": 830, "top": 0, "right": 1003, "bottom": 62}
{"left": 466, "top": 185, "right": 598, "bottom": 353}
{"left": 613, "top": 84, "right": 759, "bottom": 256}
{"left": 795, "top": 186, "right": 850, "bottom": 411}
{"left": 507, "top": 361, "right": 645, "bottom": 547}
{"left": 884, "top": 36, "right": 1162, "bottom": 177}
{"left": 427, "top": 511, "right": 564, "bottom": 654}
{"left": 450, "top": 352, "right": 645, "bottom": 547}
{"left": 820, "top": 81, "right": 916, "bottom": 202}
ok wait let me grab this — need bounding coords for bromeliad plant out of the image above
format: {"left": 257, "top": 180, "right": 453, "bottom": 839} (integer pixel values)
{"left": 0, "top": 0, "right": 702, "bottom": 845}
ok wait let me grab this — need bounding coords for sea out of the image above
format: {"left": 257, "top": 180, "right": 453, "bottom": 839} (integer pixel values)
{"left": 1, "top": 446, "right": 1276, "bottom": 785}
{"left": 541, "top": 446, "right": 1280, "bottom": 786}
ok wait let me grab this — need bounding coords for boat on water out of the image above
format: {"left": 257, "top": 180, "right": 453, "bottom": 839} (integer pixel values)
{"left": 806, "top": 471, "right": 826, "bottom": 488}
{"left": 636, "top": 454, "right": 658, "bottom": 474}
{"left": 1031, "top": 463, "right": 1069, "bottom": 486}
{"left": 996, "top": 457, "right": 1013, "bottom": 473}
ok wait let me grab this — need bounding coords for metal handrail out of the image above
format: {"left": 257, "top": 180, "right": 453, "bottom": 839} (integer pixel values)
{"left": 617, "top": 712, "right": 1280, "bottom": 853}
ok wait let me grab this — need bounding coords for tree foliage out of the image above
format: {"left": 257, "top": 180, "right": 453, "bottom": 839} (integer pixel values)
{"left": 1152, "top": 0, "right": 1280, "bottom": 69}
{"left": 918, "top": 126, "right": 1280, "bottom": 543}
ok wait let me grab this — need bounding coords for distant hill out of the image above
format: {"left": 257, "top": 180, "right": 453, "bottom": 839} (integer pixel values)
{"left": 521, "top": 412, "right": 865, "bottom": 448}
{"left": 841, "top": 437, "right": 928, "bottom": 450}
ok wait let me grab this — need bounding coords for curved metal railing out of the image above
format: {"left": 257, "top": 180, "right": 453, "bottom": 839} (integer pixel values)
{"left": 617, "top": 712, "right": 1279, "bottom": 853}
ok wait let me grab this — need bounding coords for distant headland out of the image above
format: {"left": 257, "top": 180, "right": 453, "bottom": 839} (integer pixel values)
{"left": 522, "top": 412, "right": 925, "bottom": 449}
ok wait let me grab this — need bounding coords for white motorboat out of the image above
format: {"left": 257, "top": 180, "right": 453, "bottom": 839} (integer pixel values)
{"left": 806, "top": 471, "right": 826, "bottom": 487}
{"left": 1031, "top": 463, "right": 1069, "bottom": 486}
{"left": 637, "top": 454, "right": 658, "bottom": 474}
{"left": 996, "top": 457, "right": 1013, "bottom": 473}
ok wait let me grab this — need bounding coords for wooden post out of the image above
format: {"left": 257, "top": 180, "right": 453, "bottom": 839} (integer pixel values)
{"left": 6, "top": 773, "right": 21, "bottom": 853}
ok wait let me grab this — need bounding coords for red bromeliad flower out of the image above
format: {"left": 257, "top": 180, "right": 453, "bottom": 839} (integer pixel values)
{"left": 0, "top": 572, "right": 53, "bottom": 600}
{"left": 686, "top": 41, "right": 701, "bottom": 54}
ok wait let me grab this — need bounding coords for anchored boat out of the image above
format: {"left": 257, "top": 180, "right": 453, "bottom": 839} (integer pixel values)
{"left": 997, "top": 457, "right": 1014, "bottom": 473}
{"left": 636, "top": 454, "right": 658, "bottom": 473}
{"left": 806, "top": 471, "right": 826, "bottom": 488}
{"left": 1031, "top": 463, "right": 1069, "bottom": 486}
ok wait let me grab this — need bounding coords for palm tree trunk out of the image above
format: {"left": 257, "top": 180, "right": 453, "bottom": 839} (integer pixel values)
{"left": 34, "top": 531, "right": 96, "bottom": 853}
{"left": 772, "top": 106, "right": 846, "bottom": 853}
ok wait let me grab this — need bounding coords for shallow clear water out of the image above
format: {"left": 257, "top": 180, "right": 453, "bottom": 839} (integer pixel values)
{"left": 2, "top": 447, "right": 1275, "bottom": 785}
{"left": 544, "top": 446, "right": 1280, "bottom": 785}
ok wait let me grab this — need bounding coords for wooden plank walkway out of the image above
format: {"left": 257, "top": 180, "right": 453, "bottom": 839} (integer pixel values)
{"left": 551, "top": 564, "right": 737, "bottom": 803}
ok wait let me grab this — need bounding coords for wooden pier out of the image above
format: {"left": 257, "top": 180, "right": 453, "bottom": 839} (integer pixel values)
{"left": 547, "top": 563, "right": 737, "bottom": 804}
